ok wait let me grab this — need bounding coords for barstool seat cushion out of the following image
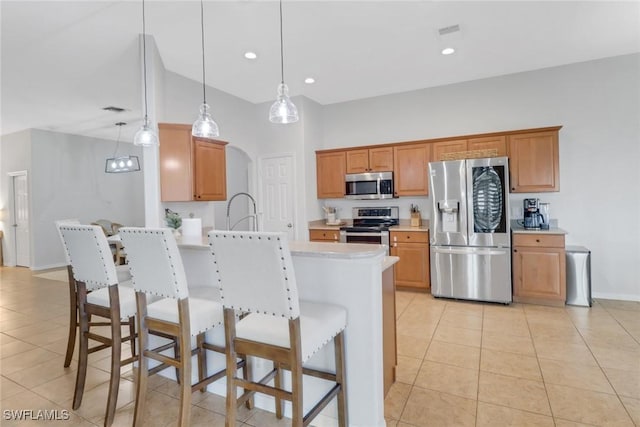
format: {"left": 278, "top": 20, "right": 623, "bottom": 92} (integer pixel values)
{"left": 147, "top": 298, "right": 223, "bottom": 336}
{"left": 236, "top": 301, "right": 347, "bottom": 363}
{"left": 86, "top": 282, "right": 137, "bottom": 319}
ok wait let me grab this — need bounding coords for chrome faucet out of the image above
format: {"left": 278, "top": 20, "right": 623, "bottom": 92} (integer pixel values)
{"left": 226, "top": 192, "right": 258, "bottom": 231}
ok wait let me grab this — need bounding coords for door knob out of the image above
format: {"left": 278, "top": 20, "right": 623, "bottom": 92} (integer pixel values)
{"left": 287, "top": 223, "right": 293, "bottom": 228}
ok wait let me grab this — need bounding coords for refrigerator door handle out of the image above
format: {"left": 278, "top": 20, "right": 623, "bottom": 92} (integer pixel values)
{"left": 432, "top": 246, "right": 509, "bottom": 256}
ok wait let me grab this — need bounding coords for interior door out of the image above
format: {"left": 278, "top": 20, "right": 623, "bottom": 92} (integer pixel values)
{"left": 259, "top": 154, "right": 296, "bottom": 240}
{"left": 11, "top": 172, "right": 30, "bottom": 267}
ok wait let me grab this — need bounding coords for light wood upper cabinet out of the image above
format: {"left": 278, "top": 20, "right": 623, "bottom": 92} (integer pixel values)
{"left": 393, "top": 143, "right": 430, "bottom": 196}
{"left": 346, "top": 147, "right": 394, "bottom": 173}
{"left": 193, "top": 138, "right": 226, "bottom": 201}
{"left": 508, "top": 130, "right": 560, "bottom": 192}
{"left": 159, "top": 123, "right": 228, "bottom": 202}
{"left": 468, "top": 135, "right": 507, "bottom": 157}
{"left": 316, "top": 151, "right": 346, "bottom": 199}
{"left": 431, "top": 139, "right": 468, "bottom": 161}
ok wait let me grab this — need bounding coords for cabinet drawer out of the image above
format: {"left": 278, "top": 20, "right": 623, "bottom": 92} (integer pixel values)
{"left": 391, "top": 231, "right": 429, "bottom": 244}
{"left": 309, "top": 229, "right": 340, "bottom": 241}
{"left": 513, "top": 233, "right": 564, "bottom": 248}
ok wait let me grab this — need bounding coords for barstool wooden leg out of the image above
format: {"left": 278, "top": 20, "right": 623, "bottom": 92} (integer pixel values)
{"left": 224, "top": 309, "right": 238, "bottom": 427}
{"left": 289, "top": 319, "right": 303, "bottom": 427}
{"left": 128, "top": 316, "right": 136, "bottom": 360}
{"left": 133, "top": 294, "right": 149, "bottom": 427}
{"left": 64, "top": 265, "right": 77, "bottom": 368}
{"left": 274, "top": 362, "right": 283, "bottom": 418}
{"left": 104, "top": 286, "right": 122, "bottom": 427}
{"left": 197, "top": 334, "right": 206, "bottom": 393}
{"left": 177, "top": 299, "right": 192, "bottom": 427}
{"left": 334, "top": 332, "right": 348, "bottom": 427}
{"left": 73, "top": 282, "right": 89, "bottom": 410}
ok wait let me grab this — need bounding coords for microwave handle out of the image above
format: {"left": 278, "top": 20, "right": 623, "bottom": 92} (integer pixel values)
{"left": 377, "top": 176, "right": 381, "bottom": 198}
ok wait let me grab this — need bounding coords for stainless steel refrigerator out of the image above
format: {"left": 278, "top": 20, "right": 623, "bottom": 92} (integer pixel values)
{"left": 429, "top": 157, "right": 511, "bottom": 303}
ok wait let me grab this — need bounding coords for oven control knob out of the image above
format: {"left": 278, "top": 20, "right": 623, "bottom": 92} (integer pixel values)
{"left": 287, "top": 223, "right": 293, "bottom": 228}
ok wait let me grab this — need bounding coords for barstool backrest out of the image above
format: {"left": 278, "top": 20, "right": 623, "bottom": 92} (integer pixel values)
{"left": 208, "top": 230, "right": 300, "bottom": 319}
{"left": 58, "top": 224, "right": 118, "bottom": 291}
{"left": 55, "top": 219, "right": 80, "bottom": 265}
{"left": 119, "top": 227, "right": 189, "bottom": 300}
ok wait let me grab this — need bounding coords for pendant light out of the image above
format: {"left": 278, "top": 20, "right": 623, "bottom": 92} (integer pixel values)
{"left": 192, "top": 0, "right": 219, "bottom": 138}
{"left": 134, "top": 0, "right": 159, "bottom": 146}
{"left": 106, "top": 122, "right": 141, "bottom": 173}
{"left": 269, "top": 0, "right": 298, "bottom": 124}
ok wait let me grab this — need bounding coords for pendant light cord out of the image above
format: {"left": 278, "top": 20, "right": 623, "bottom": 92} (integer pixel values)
{"left": 279, "top": 0, "right": 284, "bottom": 85}
{"left": 200, "top": 0, "right": 207, "bottom": 104}
{"left": 112, "top": 122, "right": 124, "bottom": 157}
{"left": 142, "top": 0, "right": 149, "bottom": 122}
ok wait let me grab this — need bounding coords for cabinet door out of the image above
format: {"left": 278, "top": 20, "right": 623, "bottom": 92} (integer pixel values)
{"left": 369, "top": 147, "right": 394, "bottom": 172}
{"left": 393, "top": 143, "right": 430, "bottom": 196}
{"left": 468, "top": 136, "right": 507, "bottom": 157}
{"left": 316, "top": 151, "right": 346, "bottom": 198}
{"left": 345, "top": 149, "right": 370, "bottom": 174}
{"left": 513, "top": 246, "right": 566, "bottom": 303}
{"left": 391, "top": 242, "right": 430, "bottom": 290}
{"left": 159, "top": 123, "right": 193, "bottom": 202}
{"left": 508, "top": 130, "right": 559, "bottom": 192}
{"left": 193, "top": 138, "right": 227, "bottom": 201}
{"left": 431, "top": 139, "right": 468, "bottom": 161}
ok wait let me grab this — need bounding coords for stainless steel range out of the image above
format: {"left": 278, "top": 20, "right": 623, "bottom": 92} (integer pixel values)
{"left": 339, "top": 207, "right": 399, "bottom": 253}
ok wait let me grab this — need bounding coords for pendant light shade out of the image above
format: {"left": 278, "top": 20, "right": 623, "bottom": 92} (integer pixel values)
{"left": 134, "top": 0, "right": 159, "bottom": 147}
{"left": 269, "top": 0, "right": 298, "bottom": 124}
{"left": 106, "top": 122, "right": 141, "bottom": 173}
{"left": 269, "top": 83, "right": 298, "bottom": 124}
{"left": 134, "top": 117, "right": 158, "bottom": 147}
{"left": 192, "top": 103, "right": 219, "bottom": 138}
{"left": 192, "top": 0, "right": 219, "bottom": 138}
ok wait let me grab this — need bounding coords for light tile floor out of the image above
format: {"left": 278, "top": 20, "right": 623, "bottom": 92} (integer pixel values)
{"left": 1, "top": 266, "right": 639, "bottom": 426}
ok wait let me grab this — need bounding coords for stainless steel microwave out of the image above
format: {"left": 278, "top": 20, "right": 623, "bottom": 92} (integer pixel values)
{"left": 345, "top": 171, "right": 394, "bottom": 200}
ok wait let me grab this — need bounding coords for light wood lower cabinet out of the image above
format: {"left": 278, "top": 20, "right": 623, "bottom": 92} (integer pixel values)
{"left": 390, "top": 231, "right": 430, "bottom": 290}
{"left": 512, "top": 233, "right": 566, "bottom": 306}
{"left": 309, "top": 229, "right": 340, "bottom": 242}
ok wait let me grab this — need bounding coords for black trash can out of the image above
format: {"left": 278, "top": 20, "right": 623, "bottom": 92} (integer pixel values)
{"left": 566, "top": 246, "right": 591, "bottom": 307}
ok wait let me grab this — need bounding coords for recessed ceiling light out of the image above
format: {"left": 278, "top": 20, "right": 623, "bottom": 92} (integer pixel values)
{"left": 441, "top": 47, "right": 455, "bottom": 55}
{"left": 244, "top": 51, "right": 257, "bottom": 60}
{"left": 304, "top": 77, "right": 315, "bottom": 84}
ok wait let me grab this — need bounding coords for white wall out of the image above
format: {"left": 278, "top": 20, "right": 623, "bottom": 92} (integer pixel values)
{"left": 0, "top": 130, "right": 32, "bottom": 266}
{"left": 317, "top": 53, "right": 640, "bottom": 300}
{"left": 0, "top": 129, "right": 145, "bottom": 269}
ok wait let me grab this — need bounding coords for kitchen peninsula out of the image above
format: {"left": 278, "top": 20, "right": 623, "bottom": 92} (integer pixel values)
{"left": 175, "top": 235, "right": 398, "bottom": 427}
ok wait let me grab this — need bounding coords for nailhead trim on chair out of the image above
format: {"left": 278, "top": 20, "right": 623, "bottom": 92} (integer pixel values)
{"left": 60, "top": 225, "right": 118, "bottom": 289}
{"left": 209, "top": 232, "right": 297, "bottom": 319}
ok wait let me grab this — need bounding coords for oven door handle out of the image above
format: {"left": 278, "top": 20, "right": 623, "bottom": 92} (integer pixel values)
{"left": 343, "top": 232, "right": 386, "bottom": 237}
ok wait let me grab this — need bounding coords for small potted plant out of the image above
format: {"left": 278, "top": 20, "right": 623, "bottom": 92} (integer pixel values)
{"left": 165, "top": 209, "right": 182, "bottom": 237}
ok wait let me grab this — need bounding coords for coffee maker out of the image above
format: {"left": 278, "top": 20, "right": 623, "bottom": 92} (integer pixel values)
{"left": 523, "top": 198, "right": 543, "bottom": 229}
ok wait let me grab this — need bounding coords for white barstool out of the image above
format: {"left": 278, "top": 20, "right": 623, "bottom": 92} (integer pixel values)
{"left": 119, "top": 227, "right": 234, "bottom": 427}
{"left": 58, "top": 224, "right": 138, "bottom": 427}
{"left": 55, "top": 219, "right": 131, "bottom": 368}
{"left": 208, "top": 230, "right": 348, "bottom": 427}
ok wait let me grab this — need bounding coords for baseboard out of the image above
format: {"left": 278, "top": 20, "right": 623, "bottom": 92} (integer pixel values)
{"left": 31, "top": 262, "right": 66, "bottom": 272}
{"left": 592, "top": 291, "right": 640, "bottom": 302}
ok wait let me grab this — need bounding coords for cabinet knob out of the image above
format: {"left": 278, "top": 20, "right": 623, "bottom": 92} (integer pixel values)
{"left": 514, "top": 249, "right": 518, "bottom": 253}
{"left": 406, "top": 235, "right": 411, "bottom": 239}
{"left": 536, "top": 239, "right": 540, "bottom": 242}
{"left": 511, "top": 187, "right": 515, "bottom": 191}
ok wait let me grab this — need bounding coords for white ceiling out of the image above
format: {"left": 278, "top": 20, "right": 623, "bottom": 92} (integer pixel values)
{"left": 2, "top": 1, "right": 639, "bottom": 141}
